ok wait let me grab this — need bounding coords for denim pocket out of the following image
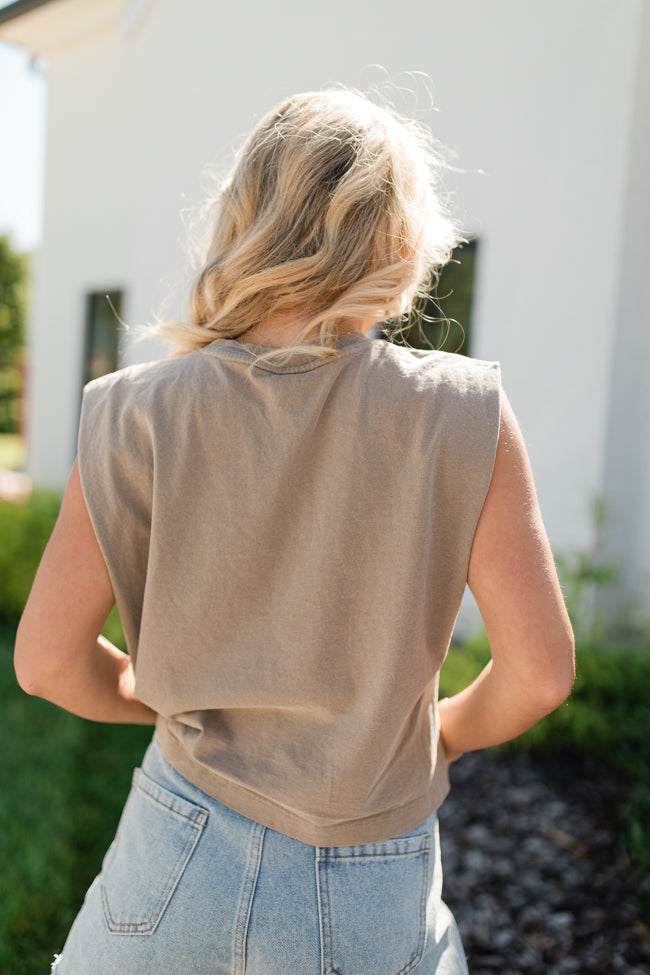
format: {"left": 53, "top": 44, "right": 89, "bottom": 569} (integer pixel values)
{"left": 100, "top": 767, "right": 208, "bottom": 935}
{"left": 317, "top": 832, "right": 431, "bottom": 975}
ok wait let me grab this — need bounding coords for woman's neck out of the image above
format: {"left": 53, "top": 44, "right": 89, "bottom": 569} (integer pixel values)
{"left": 236, "top": 314, "right": 376, "bottom": 348}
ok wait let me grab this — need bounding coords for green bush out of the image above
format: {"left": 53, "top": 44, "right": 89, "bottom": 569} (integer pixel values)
{"left": 0, "top": 237, "right": 27, "bottom": 436}
{"left": 0, "top": 492, "right": 61, "bottom": 623}
{"left": 0, "top": 433, "right": 24, "bottom": 470}
{"left": 0, "top": 494, "right": 127, "bottom": 649}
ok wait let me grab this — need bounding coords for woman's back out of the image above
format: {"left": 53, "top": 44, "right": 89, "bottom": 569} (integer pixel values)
{"left": 78, "top": 331, "right": 500, "bottom": 844}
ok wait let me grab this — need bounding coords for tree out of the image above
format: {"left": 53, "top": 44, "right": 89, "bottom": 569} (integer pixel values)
{"left": 0, "top": 236, "right": 27, "bottom": 435}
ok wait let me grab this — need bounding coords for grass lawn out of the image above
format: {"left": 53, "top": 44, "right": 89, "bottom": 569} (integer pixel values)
{"left": 0, "top": 623, "right": 152, "bottom": 973}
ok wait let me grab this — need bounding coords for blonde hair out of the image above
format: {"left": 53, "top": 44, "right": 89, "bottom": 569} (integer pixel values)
{"left": 157, "top": 88, "right": 459, "bottom": 359}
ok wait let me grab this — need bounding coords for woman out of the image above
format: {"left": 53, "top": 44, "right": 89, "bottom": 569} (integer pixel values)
{"left": 16, "top": 89, "right": 574, "bottom": 974}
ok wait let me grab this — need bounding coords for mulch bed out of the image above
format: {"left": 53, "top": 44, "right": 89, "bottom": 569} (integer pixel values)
{"left": 438, "top": 750, "right": 650, "bottom": 974}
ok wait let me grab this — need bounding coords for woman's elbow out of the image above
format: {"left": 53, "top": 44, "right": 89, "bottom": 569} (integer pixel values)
{"left": 14, "top": 624, "right": 49, "bottom": 698}
{"left": 541, "top": 673, "right": 574, "bottom": 714}
{"left": 14, "top": 651, "right": 38, "bottom": 697}
{"left": 15, "top": 670, "right": 42, "bottom": 698}
{"left": 539, "top": 636, "right": 576, "bottom": 712}
{"left": 14, "top": 661, "right": 40, "bottom": 697}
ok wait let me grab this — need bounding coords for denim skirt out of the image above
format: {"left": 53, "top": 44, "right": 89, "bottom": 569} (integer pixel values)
{"left": 52, "top": 736, "right": 467, "bottom": 975}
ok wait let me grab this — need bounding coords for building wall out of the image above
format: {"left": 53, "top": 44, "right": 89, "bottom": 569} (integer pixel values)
{"left": 22, "top": 0, "right": 648, "bottom": 613}
{"left": 599, "top": 1, "right": 650, "bottom": 616}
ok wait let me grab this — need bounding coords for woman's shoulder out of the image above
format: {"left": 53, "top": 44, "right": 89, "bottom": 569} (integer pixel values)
{"left": 368, "top": 338, "right": 500, "bottom": 395}
{"left": 84, "top": 351, "right": 198, "bottom": 394}
{"left": 82, "top": 350, "right": 211, "bottom": 414}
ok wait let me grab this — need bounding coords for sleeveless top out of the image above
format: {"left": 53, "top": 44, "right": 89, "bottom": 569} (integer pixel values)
{"left": 78, "top": 332, "right": 501, "bottom": 845}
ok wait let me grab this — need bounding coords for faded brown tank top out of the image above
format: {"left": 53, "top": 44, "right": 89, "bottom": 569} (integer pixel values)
{"left": 78, "top": 332, "right": 501, "bottom": 845}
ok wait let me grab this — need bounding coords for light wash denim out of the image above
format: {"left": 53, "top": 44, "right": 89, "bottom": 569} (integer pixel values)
{"left": 52, "top": 736, "right": 467, "bottom": 974}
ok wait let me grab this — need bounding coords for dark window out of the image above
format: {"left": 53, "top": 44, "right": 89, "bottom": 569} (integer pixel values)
{"left": 386, "top": 240, "right": 478, "bottom": 356}
{"left": 83, "top": 291, "right": 122, "bottom": 384}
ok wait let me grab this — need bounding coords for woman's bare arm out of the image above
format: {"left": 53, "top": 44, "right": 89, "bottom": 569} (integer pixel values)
{"left": 439, "top": 394, "right": 575, "bottom": 761}
{"left": 14, "top": 460, "right": 156, "bottom": 724}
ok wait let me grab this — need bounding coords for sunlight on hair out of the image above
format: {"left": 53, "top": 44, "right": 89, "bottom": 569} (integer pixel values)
{"left": 153, "top": 84, "right": 461, "bottom": 363}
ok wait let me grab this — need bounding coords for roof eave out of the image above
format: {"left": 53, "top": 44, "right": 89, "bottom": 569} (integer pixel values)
{"left": 0, "top": 0, "right": 58, "bottom": 27}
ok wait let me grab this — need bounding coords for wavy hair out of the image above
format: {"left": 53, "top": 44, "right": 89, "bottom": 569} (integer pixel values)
{"left": 157, "top": 88, "right": 460, "bottom": 359}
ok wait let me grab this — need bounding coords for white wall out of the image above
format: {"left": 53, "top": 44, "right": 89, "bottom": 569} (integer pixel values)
{"left": 23, "top": 0, "right": 648, "bottom": 613}
{"left": 599, "top": 1, "right": 650, "bottom": 617}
